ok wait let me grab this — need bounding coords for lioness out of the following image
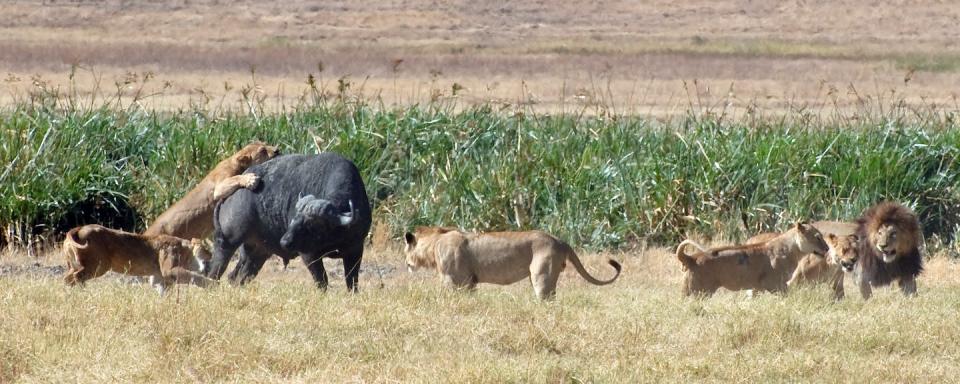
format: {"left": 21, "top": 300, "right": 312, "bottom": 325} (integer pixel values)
{"left": 747, "top": 220, "right": 856, "bottom": 299}
{"left": 677, "top": 222, "right": 828, "bottom": 297}
{"left": 403, "top": 227, "right": 621, "bottom": 300}
{"left": 63, "top": 224, "right": 216, "bottom": 293}
{"left": 826, "top": 233, "right": 860, "bottom": 274}
{"left": 144, "top": 142, "right": 280, "bottom": 239}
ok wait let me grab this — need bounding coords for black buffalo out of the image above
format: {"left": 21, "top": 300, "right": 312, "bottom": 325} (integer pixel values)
{"left": 207, "top": 153, "right": 372, "bottom": 290}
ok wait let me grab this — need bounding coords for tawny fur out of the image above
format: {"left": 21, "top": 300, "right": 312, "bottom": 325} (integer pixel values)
{"left": 144, "top": 142, "right": 280, "bottom": 239}
{"left": 404, "top": 227, "right": 621, "bottom": 300}
{"left": 63, "top": 224, "right": 216, "bottom": 293}
{"left": 747, "top": 220, "right": 856, "bottom": 299}
{"left": 827, "top": 233, "right": 861, "bottom": 275}
{"left": 677, "top": 222, "right": 828, "bottom": 297}
{"left": 851, "top": 201, "right": 923, "bottom": 299}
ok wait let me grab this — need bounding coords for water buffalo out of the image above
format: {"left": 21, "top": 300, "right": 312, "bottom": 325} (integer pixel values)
{"left": 207, "top": 153, "right": 372, "bottom": 291}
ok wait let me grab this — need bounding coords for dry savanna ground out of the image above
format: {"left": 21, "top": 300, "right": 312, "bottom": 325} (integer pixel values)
{"left": 2, "top": 243, "right": 959, "bottom": 382}
{"left": 2, "top": 0, "right": 960, "bottom": 115}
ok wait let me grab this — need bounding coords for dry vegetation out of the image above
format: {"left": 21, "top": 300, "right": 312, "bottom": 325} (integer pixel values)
{"left": 2, "top": 245, "right": 960, "bottom": 382}
{"left": 2, "top": 0, "right": 960, "bottom": 114}
{"left": 3, "top": 1, "right": 960, "bottom": 382}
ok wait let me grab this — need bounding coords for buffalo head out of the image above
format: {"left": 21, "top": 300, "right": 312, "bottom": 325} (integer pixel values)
{"left": 280, "top": 195, "right": 356, "bottom": 250}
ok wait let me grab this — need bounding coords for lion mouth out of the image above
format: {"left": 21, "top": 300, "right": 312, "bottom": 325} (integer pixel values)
{"left": 878, "top": 246, "right": 897, "bottom": 263}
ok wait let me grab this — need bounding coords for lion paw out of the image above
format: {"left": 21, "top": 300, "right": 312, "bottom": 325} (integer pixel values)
{"left": 239, "top": 173, "right": 260, "bottom": 189}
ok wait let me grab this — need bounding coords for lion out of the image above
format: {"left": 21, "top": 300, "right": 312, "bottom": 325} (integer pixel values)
{"left": 747, "top": 220, "right": 856, "bottom": 299}
{"left": 63, "top": 224, "right": 216, "bottom": 293}
{"left": 826, "top": 233, "right": 860, "bottom": 274}
{"left": 403, "top": 227, "right": 621, "bottom": 300}
{"left": 143, "top": 141, "right": 280, "bottom": 239}
{"left": 677, "top": 222, "right": 828, "bottom": 297}
{"left": 850, "top": 201, "right": 923, "bottom": 299}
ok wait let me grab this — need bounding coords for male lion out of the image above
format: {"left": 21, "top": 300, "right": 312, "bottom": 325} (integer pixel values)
{"left": 144, "top": 142, "right": 280, "bottom": 239}
{"left": 63, "top": 224, "right": 216, "bottom": 293}
{"left": 850, "top": 201, "right": 923, "bottom": 299}
{"left": 677, "top": 222, "right": 828, "bottom": 297}
{"left": 403, "top": 227, "right": 621, "bottom": 300}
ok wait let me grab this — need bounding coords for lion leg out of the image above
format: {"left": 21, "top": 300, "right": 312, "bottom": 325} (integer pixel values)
{"left": 830, "top": 269, "right": 845, "bottom": 300}
{"left": 164, "top": 266, "right": 218, "bottom": 288}
{"left": 148, "top": 274, "right": 168, "bottom": 294}
{"left": 857, "top": 278, "right": 873, "bottom": 300}
{"left": 440, "top": 274, "right": 476, "bottom": 291}
{"left": 786, "top": 266, "right": 803, "bottom": 288}
{"left": 212, "top": 174, "right": 260, "bottom": 201}
{"left": 898, "top": 277, "right": 918, "bottom": 297}
{"left": 529, "top": 258, "right": 561, "bottom": 300}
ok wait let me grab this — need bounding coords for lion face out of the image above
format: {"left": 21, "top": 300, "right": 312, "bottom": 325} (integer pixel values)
{"left": 190, "top": 238, "right": 213, "bottom": 273}
{"left": 403, "top": 231, "right": 432, "bottom": 272}
{"left": 794, "top": 222, "right": 829, "bottom": 257}
{"left": 403, "top": 227, "right": 457, "bottom": 271}
{"left": 826, "top": 233, "right": 860, "bottom": 273}
{"left": 873, "top": 223, "right": 900, "bottom": 263}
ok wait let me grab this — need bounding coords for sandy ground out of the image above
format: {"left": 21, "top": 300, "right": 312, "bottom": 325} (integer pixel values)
{"left": 2, "top": 0, "right": 960, "bottom": 115}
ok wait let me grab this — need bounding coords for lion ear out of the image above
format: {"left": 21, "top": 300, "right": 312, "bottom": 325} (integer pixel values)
{"left": 236, "top": 154, "right": 253, "bottom": 165}
{"left": 404, "top": 232, "right": 416, "bottom": 246}
{"left": 848, "top": 234, "right": 860, "bottom": 245}
{"left": 826, "top": 233, "right": 837, "bottom": 242}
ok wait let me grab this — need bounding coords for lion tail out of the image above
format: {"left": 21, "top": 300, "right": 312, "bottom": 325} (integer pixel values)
{"left": 62, "top": 227, "right": 89, "bottom": 284}
{"left": 564, "top": 245, "right": 621, "bottom": 286}
{"left": 676, "top": 239, "right": 706, "bottom": 271}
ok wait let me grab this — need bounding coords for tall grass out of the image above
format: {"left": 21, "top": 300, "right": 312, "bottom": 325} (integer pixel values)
{"left": 1, "top": 90, "right": 959, "bottom": 249}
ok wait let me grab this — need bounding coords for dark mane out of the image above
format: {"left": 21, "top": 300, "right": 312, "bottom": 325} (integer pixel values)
{"left": 854, "top": 201, "right": 923, "bottom": 285}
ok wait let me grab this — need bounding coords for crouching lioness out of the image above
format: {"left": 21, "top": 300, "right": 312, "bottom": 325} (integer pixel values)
{"left": 403, "top": 227, "right": 621, "bottom": 300}
{"left": 676, "top": 222, "right": 828, "bottom": 297}
{"left": 63, "top": 224, "right": 216, "bottom": 293}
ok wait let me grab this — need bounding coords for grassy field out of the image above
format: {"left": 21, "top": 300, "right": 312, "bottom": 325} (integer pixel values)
{"left": 2, "top": 95, "right": 959, "bottom": 249}
{"left": 2, "top": 247, "right": 960, "bottom": 382}
{"left": 3, "top": 1, "right": 960, "bottom": 382}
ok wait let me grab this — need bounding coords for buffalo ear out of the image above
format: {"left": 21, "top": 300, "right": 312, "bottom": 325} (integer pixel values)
{"left": 404, "top": 232, "right": 416, "bottom": 246}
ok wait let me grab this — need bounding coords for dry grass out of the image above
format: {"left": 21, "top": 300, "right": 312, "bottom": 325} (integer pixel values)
{"left": 2, "top": 0, "right": 960, "bottom": 114}
{"left": 2, "top": 245, "right": 959, "bottom": 382}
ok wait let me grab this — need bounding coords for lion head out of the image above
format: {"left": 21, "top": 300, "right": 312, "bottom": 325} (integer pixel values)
{"left": 825, "top": 233, "right": 860, "bottom": 273}
{"left": 234, "top": 142, "right": 280, "bottom": 169}
{"left": 190, "top": 238, "right": 213, "bottom": 273}
{"left": 790, "top": 221, "right": 829, "bottom": 257}
{"left": 859, "top": 201, "right": 921, "bottom": 264}
{"left": 403, "top": 227, "right": 458, "bottom": 271}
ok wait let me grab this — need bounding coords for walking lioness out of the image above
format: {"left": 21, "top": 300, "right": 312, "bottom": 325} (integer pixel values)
{"left": 403, "top": 227, "right": 621, "bottom": 300}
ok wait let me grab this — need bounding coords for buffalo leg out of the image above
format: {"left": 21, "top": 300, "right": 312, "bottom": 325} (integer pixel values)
{"left": 301, "top": 253, "right": 329, "bottom": 290}
{"left": 228, "top": 245, "right": 269, "bottom": 285}
{"left": 341, "top": 244, "right": 363, "bottom": 292}
{"left": 209, "top": 234, "right": 241, "bottom": 280}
